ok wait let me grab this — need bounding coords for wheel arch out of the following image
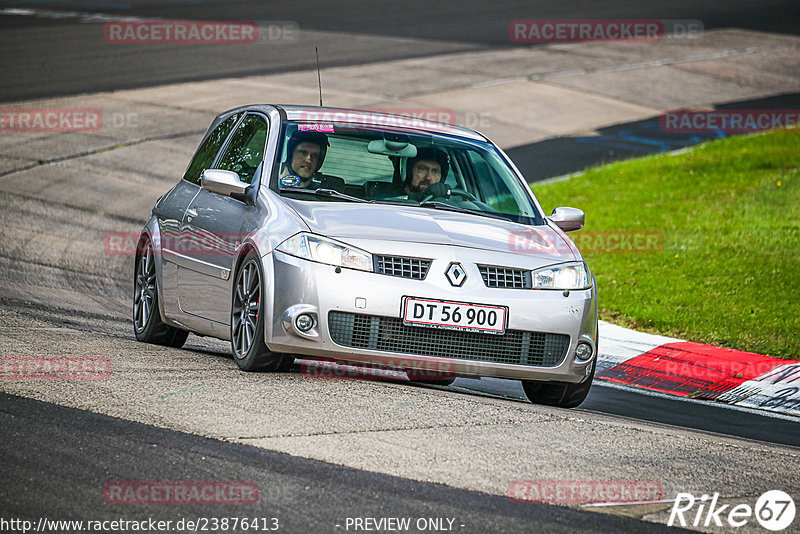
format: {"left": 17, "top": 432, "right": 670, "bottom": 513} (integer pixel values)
{"left": 232, "top": 241, "right": 259, "bottom": 281}
{"left": 231, "top": 239, "right": 278, "bottom": 350}
{"left": 134, "top": 223, "right": 171, "bottom": 327}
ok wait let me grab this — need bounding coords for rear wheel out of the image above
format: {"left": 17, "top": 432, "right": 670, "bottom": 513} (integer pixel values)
{"left": 133, "top": 237, "right": 188, "bottom": 348}
{"left": 231, "top": 252, "right": 293, "bottom": 372}
{"left": 522, "top": 359, "right": 595, "bottom": 408}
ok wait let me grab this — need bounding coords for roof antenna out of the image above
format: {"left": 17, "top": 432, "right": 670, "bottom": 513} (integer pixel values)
{"left": 315, "top": 46, "right": 323, "bottom": 107}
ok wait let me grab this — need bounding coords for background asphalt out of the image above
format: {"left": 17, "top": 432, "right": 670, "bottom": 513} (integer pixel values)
{"left": 0, "top": 0, "right": 798, "bottom": 101}
{"left": 0, "top": 393, "right": 693, "bottom": 534}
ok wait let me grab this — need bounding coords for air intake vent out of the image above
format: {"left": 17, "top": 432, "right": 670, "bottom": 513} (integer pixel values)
{"left": 478, "top": 265, "right": 530, "bottom": 289}
{"left": 328, "top": 312, "right": 569, "bottom": 367}
{"left": 375, "top": 255, "right": 431, "bottom": 280}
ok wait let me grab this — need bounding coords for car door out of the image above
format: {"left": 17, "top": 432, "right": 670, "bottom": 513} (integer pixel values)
{"left": 176, "top": 112, "right": 269, "bottom": 326}
{"left": 157, "top": 111, "right": 243, "bottom": 322}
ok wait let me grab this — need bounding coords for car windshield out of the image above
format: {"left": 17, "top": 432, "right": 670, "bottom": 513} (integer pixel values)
{"left": 275, "top": 121, "right": 543, "bottom": 225}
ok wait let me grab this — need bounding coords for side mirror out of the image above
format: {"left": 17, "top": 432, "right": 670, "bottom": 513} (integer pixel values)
{"left": 549, "top": 207, "right": 584, "bottom": 232}
{"left": 201, "top": 169, "right": 248, "bottom": 198}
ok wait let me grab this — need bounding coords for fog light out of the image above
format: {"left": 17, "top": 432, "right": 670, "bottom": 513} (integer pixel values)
{"left": 575, "top": 342, "right": 593, "bottom": 361}
{"left": 296, "top": 314, "right": 314, "bottom": 332}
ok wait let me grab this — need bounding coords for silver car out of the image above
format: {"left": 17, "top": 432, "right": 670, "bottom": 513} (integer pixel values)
{"left": 134, "top": 105, "right": 597, "bottom": 408}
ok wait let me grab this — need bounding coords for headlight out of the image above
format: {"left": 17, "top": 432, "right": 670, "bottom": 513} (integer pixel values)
{"left": 276, "top": 233, "right": 373, "bottom": 272}
{"left": 532, "top": 262, "right": 591, "bottom": 290}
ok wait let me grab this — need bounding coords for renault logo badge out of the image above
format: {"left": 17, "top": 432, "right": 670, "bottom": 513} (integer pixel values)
{"left": 445, "top": 262, "right": 467, "bottom": 287}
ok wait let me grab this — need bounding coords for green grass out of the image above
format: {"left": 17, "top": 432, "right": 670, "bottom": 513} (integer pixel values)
{"left": 531, "top": 129, "right": 800, "bottom": 359}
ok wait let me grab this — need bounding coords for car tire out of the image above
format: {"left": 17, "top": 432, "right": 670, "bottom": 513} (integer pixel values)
{"left": 522, "top": 358, "right": 596, "bottom": 409}
{"left": 231, "top": 251, "right": 293, "bottom": 372}
{"left": 133, "top": 237, "right": 189, "bottom": 348}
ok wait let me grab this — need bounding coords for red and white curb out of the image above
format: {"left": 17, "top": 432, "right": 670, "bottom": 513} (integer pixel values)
{"left": 597, "top": 321, "right": 800, "bottom": 418}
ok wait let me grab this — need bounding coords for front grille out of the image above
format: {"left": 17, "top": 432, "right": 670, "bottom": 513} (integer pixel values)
{"left": 328, "top": 311, "right": 569, "bottom": 367}
{"left": 478, "top": 265, "right": 531, "bottom": 289}
{"left": 375, "top": 255, "right": 431, "bottom": 280}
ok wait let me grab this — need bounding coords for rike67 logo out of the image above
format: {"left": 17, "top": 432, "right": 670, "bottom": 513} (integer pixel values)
{"left": 668, "top": 490, "right": 795, "bottom": 531}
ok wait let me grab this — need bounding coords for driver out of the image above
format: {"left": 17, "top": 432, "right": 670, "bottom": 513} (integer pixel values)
{"left": 280, "top": 130, "right": 329, "bottom": 188}
{"left": 404, "top": 147, "right": 451, "bottom": 201}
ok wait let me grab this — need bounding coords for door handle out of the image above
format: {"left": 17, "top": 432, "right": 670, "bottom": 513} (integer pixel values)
{"left": 186, "top": 208, "right": 198, "bottom": 219}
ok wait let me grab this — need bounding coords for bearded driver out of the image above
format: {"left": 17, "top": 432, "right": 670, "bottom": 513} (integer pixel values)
{"left": 403, "top": 147, "right": 451, "bottom": 201}
{"left": 280, "top": 130, "right": 329, "bottom": 188}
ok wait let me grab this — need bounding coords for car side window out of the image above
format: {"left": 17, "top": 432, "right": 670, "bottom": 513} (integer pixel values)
{"left": 466, "top": 149, "right": 525, "bottom": 215}
{"left": 215, "top": 114, "right": 269, "bottom": 184}
{"left": 182, "top": 113, "right": 241, "bottom": 184}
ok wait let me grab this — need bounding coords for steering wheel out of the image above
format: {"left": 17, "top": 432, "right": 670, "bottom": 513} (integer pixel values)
{"left": 420, "top": 188, "right": 477, "bottom": 203}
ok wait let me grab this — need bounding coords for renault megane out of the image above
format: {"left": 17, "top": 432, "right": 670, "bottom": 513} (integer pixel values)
{"left": 133, "top": 105, "right": 597, "bottom": 408}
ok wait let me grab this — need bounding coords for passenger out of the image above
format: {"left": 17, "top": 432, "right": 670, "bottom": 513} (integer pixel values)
{"left": 403, "top": 147, "right": 451, "bottom": 201}
{"left": 280, "top": 130, "right": 329, "bottom": 188}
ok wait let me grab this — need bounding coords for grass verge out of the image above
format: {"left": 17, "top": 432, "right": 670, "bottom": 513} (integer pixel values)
{"left": 531, "top": 129, "right": 799, "bottom": 359}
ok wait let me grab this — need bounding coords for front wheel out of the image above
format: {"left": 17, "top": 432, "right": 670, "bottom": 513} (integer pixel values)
{"left": 231, "top": 252, "right": 293, "bottom": 372}
{"left": 522, "top": 359, "right": 595, "bottom": 408}
{"left": 133, "top": 237, "right": 188, "bottom": 348}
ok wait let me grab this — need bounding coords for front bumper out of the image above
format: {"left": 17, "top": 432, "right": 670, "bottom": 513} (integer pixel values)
{"left": 262, "top": 248, "right": 597, "bottom": 383}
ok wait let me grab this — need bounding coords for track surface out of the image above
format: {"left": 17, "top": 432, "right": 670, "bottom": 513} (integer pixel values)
{"left": 0, "top": 393, "right": 689, "bottom": 533}
{"left": 1, "top": 0, "right": 799, "bottom": 101}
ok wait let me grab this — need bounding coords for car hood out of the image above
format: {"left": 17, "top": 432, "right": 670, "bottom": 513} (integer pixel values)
{"left": 284, "top": 200, "right": 578, "bottom": 262}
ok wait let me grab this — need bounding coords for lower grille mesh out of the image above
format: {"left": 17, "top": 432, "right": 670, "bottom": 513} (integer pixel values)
{"left": 328, "top": 311, "right": 569, "bottom": 367}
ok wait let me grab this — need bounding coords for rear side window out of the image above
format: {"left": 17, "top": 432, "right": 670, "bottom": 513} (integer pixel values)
{"left": 216, "top": 114, "right": 269, "bottom": 184}
{"left": 182, "top": 113, "right": 241, "bottom": 184}
{"left": 319, "top": 136, "right": 395, "bottom": 184}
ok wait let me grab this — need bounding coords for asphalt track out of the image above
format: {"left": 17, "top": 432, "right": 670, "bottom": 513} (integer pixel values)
{"left": 508, "top": 92, "right": 800, "bottom": 181}
{"left": 0, "top": 393, "right": 690, "bottom": 534}
{"left": 1, "top": 2, "right": 799, "bottom": 533}
{"left": 467, "top": 377, "right": 800, "bottom": 448}
{"left": 1, "top": 0, "right": 799, "bottom": 101}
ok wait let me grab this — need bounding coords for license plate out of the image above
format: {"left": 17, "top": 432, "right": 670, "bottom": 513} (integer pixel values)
{"left": 402, "top": 297, "right": 507, "bottom": 335}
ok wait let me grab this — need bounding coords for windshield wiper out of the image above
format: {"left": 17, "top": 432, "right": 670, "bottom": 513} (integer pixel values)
{"left": 417, "top": 200, "right": 510, "bottom": 221}
{"left": 282, "top": 188, "right": 369, "bottom": 203}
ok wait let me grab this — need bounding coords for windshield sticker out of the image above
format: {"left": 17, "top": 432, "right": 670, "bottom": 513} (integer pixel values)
{"left": 298, "top": 123, "right": 334, "bottom": 133}
{"left": 280, "top": 174, "right": 301, "bottom": 187}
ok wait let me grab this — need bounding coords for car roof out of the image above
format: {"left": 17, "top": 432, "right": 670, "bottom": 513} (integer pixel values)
{"left": 214, "top": 104, "right": 489, "bottom": 143}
